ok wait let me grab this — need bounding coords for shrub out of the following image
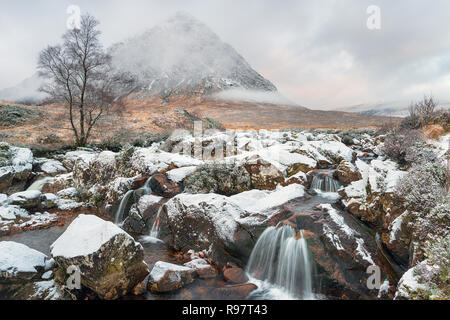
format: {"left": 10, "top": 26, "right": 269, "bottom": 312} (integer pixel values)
{"left": 395, "top": 162, "right": 448, "bottom": 213}
{"left": 381, "top": 128, "right": 423, "bottom": 165}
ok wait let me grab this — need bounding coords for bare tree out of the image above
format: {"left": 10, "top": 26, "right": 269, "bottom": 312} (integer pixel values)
{"left": 415, "top": 95, "right": 437, "bottom": 127}
{"left": 38, "top": 14, "right": 135, "bottom": 147}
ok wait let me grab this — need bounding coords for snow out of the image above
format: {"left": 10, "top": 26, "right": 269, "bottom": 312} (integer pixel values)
{"left": 11, "top": 146, "right": 33, "bottom": 169}
{"left": 32, "top": 280, "right": 61, "bottom": 300}
{"left": 184, "top": 258, "right": 210, "bottom": 270}
{"left": 51, "top": 214, "right": 130, "bottom": 259}
{"left": 0, "top": 205, "right": 30, "bottom": 220}
{"left": 0, "top": 241, "right": 47, "bottom": 276}
{"left": 8, "top": 190, "right": 41, "bottom": 203}
{"left": 389, "top": 212, "right": 406, "bottom": 243}
{"left": 0, "top": 194, "right": 8, "bottom": 205}
{"left": 378, "top": 280, "right": 390, "bottom": 298}
{"left": 319, "top": 204, "right": 356, "bottom": 237}
{"left": 229, "top": 184, "right": 305, "bottom": 214}
{"left": 395, "top": 263, "right": 428, "bottom": 299}
{"left": 56, "top": 187, "right": 78, "bottom": 199}
{"left": 166, "top": 166, "right": 197, "bottom": 182}
{"left": 136, "top": 194, "right": 163, "bottom": 213}
{"left": 18, "top": 212, "right": 57, "bottom": 228}
{"left": 150, "top": 261, "right": 193, "bottom": 282}
{"left": 55, "top": 198, "right": 83, "bottom": 211}
{"left": 165, "top": 193, "right": 244, "bottom": 242}
{"left": 40, "top": 159, "right": 67, "bottom": 175}
{"left": 41, "top": 270, "right": 53, "bottom": 280}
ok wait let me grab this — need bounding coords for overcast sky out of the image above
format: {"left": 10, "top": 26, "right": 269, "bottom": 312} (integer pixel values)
{"left": 1, "top": 0, "right": 450, "bottom": 109}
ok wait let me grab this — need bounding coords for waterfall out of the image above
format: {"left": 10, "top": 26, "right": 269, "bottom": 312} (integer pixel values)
{"left": 114, "top": 176, "right": 154, "bottom": 225}
{"left": 246, "top": 225, "right": 314, "bottom": 299}
{"left": 149, "top": 206, "right": 163, "bottom": 238}
{"left": 140, "top": 206, "right": 164, "bottom": 244}
{"left": 114, "top": 190, "right": 134, "bottom": 225}
{"left": 27, "top": 177, "right": 54, "bottom": 192}
{"left": 310, "top": 174, "right": 340, "bottom": 192}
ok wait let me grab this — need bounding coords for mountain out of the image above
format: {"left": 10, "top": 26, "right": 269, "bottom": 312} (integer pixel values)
{"left": 331, "top": 101, "right": 450, "bottom": 118}
{"left": 108, "top": 12, "right": 278, "bottom": 97}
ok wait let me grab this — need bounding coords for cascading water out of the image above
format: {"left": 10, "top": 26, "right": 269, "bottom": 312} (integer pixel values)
{"left": 140, "top": 206, "right": 164, "bottom": 244}
{"left": 310, "top": 174, "right": 341, "bottom": 192}
{"left": 246, "top": 225, "right": 315, "bottom": 299}
{"left": 114, "top": 176, "right": 153, "bottom": 225}
{"left": 114, "top": 190, "right": 134, "bottom": 225}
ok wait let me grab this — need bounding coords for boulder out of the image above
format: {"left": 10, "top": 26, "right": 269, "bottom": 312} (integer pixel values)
{"left": 34, "top": 159, "right": 67, "bottom": 176}
{"left": 243, "top": 155, "right": 284, "bottom": 190}
{"left": 8, "top": 190, "right": 42, "bottom": 209}
{"left": 212, "top": 283, "right": 257, "bottom": 300}
{"left": 223, "top": 267, "right": 249, "bottom": 284}
{"left": 184, "top": 163, "right": 252, "bottom": 196}
{"left": 50, "top": 214, "right": 149, "bottom": 300}
{"left": 0, "top": 242, "right": 62, "bottom": 300}
{"left": 73, "top": 151, "right": 117, "bottom": 190}
{"left": 0, "top": 144, "right": 33, "bottom": 195}
{"left": 148, "top": 261, "right": 196, "bottom": 293}
{"left": 149, "top": 174, "right": 181, "bottom": 198}
{"left": 122, "top": 194, "right": 165, "bottom": 235}
{"left": 164, "top": 193, "right": 256, "bottom": 266}
{"left": 41, "top": 173, "right": 74, "bottom": 194}
{"left": 184, "top": 258, "right": 218, "bottom": 279}
{"left": 334, "top": 160, "right": 362, "bottom": 185}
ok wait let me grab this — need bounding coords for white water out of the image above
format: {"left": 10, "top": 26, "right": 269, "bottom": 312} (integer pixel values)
{"left": 140, "top": 206, "right": 164, "bottom": 244}
{"left": 114, "top": 190, "right": 134, "bottom": 225}
{"left": 26, "top": 177, "right": 54, "bottom": 192}
{"left": 114, "top": 176, "right": 154, "bottom": 225}
{"left": 246, "top": 225, "right": 315, "bottom": 299}
{"left": 310, "top": 175, "right": 341, "bottom": 193}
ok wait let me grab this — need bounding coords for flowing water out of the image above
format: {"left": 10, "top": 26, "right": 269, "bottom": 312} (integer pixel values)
{"left": 310, "top": 173, "right": 341, "bottom": 193}
{"left": 246, "top": 225, "right": 315, "bottom": 300}
{"left": 26, "top": 177, "right": 54, "bottom": 192}
{"left": 140, "top": 206, "right": 164, "bottom": 244}
{"left": 114, "top": 176, "right": 154, "bottom": 225}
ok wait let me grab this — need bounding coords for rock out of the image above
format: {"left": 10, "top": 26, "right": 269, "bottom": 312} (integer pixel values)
{"left": 184, "top": 163, "right": 252, "bottom": 196}
{"left": 41, "top": 173, "right": 74, "bottom": 194}
{"left": 0, "top": 242, "right": 66, "bottom": 300}
{"left": 73, "top": 151, "right": 117, "bottom": 190}
{"left": 0, "top": 205, "right": 29, "bottom": 221}
{"left": 243, "top": 155, "right": 284, "bottom": 190}
{"left": 212, "top": 283, "right": 257, "bottom": 300}
{"left": 164, "top": 193, "right": 256, "bottom": 266}
{"left": 0, "top": 193, "right": 8, "bottom": 206}
{"left": 50, "top": 214, "right": 149, "bottom": 300}
{"left": 41, "top": 193, "right": 58, "bottom": 209}
{"left": 149, "top": 174, "right": 181, "bottom": 198}
{"left": 34, "top": 159, "right": 67, "bottom": 176}
{"left": 334, "top": 160, "right": 362, "bottom": 185}
{"left": 8, "top": 190, "right": 42, "bottom": 209}
{"left": 0, "top": 144, "right": 33, "bottom": 195}
{"left": 0, "top": 241, "right": 48, "bottom": 282}
{"left": 184, "top": 258, "right": 218, "bottom": 279}
{"left": 223, "top": 267, "right": 249, "bottom": 284}
{"left": 61, "top": 150, "right": 96, "bottom": 170}
{"left": 166, "top": 166, "right": 197, "bottom": 183}
{"left": 148, "top": 261, "right": 196, "bottom": 293}
{"left": 56, "top": 187, "right": 79, "bottom": 200}
{"left": 122, "top": 194, "right": 165, "bottom": 234}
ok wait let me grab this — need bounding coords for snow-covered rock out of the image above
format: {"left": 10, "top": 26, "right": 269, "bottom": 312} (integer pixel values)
{"left": 50, "top": 214, "right": 148, "bottom": 299}
{"left": 148, "top": 261, "right": 196, "bottom": 293}
{"left": 0, "top": 241, "right": 47, "bottom": 279}
{"left": 166, "top": 166, "right": 197, "bottom": 183}
{"left": 38, "top": 159, "right": 67, "bottom": 176}
{"left": 0, "top": 144, "right": 33, "bottom": 195}
{"left": 8, "top": 190, "right": 42, "bottom": 209}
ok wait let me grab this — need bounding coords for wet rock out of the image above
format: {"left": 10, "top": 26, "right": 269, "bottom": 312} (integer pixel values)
{"left": 122, "top": 194, "right": 165, "bottom": 234}
{"left": 184, "top": 258, "right": 218, "bottom": 279}
{"left": 148, "top": 261, "right": 196, "bottom": 293}
{"left": 149, "top": 174, "right": 181, "bottom": 198}
{"left": 334, "top": 160, "right": 362, "bottom": 185}
{"left": 212, "top": 283, "right": 257, "bottom": 300}
{"left": 50, "top": 214, "right": 149, "bottom": 300}
{"left": 223, "top": 267, "right": 249, "bottom": 284}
